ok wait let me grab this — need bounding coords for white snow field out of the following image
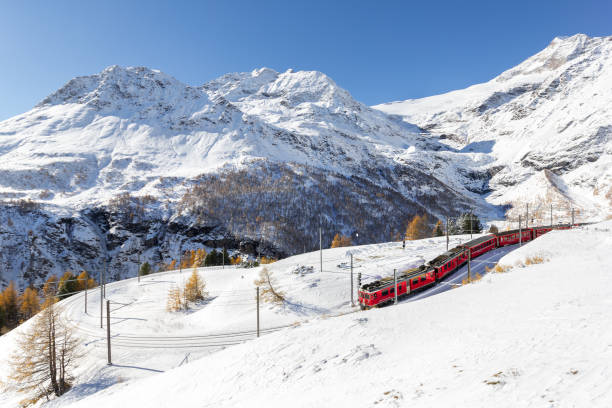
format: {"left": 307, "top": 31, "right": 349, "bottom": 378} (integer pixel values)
{"left": 0, "top": 233, "right": 479, "bottom": 407}
{"left": 3, "top": 223, "right": 611, "bottom": 407}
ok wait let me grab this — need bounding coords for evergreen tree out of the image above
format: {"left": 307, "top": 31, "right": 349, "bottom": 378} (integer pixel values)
{"left": 460, "top": 212, "right": 482, "bottom": 234}
{"left": 204, "top": 249, "right": 223, "bottom": 266}
{"left": 57, "top": 272, "right": 78, "bottom": 300}
{"left": 405, "top": 215, "right": 429, "bottom": 240}
{"left": 139, "top": 262, "right": 152, "bottom": 276}
{"left": 433, "top": 220, "right": 444, "bottom": 237}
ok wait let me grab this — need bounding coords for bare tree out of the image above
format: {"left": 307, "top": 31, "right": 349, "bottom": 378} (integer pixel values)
{"left": 7, "top": 300, "right": 81, "bottom": 406}
{"left": 254, "top": 267, "right": 285, "bottom": 304}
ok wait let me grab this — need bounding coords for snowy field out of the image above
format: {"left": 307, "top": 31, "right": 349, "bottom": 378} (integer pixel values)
{"left": 0, "top": 233, "right": 479, "bottom": 407}
{"left": 2, "top": 224, "right": 611, "bottom": 407}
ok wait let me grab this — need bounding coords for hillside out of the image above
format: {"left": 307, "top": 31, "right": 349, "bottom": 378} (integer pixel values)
{"left": 375, "top": 34, "right": 612, "bottom": 220}
{"left": 0, "top": 233, "right": 478, "bottom": 407}
{"left": 1, "top": 223, "right": 607, "bottom": 407}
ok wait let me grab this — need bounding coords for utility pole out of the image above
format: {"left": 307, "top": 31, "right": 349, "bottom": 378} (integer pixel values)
{"left": 319, "top": 226, "right": 323, "bottom": 273}
{"left": 393, "top": 269, "right": 398, "bottom": 305}
{"left": 256, "top": 286, "right": 260, "bottom": 338}
{"left": 446, "top": 217, "right": 449, "bottom": 251}
{"left": 519, "top": 215, "right": 522, "bottom": 247}
{"left": 350, "top": 253, "right": 354, "bottom": 307}
{"left": 222, "top": 247, "right": 225, "bottom": 269}
{"left": 572, "top": 207, "right": 575, "bottom": 225}
{"left": 106, "top": 300, "right": 111, "bottom": 365}
{"left": 84, "top": 284, "right": 88, "bottom": 314}
{"left": 357, "top": 272, "right": 362, "bottom": 290}
{"left": 137, "top": 251, "right": 140, "bottom": 283}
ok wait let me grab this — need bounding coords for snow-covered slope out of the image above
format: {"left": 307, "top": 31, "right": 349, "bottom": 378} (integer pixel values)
{"left": 1, "top": 223, "right": 607, "bottom": 407}
{"left": 0, "top": 233, "right": 478, "bottom": 407}
{"left": 375, "top": 34, "right": 612, "bottom": 219}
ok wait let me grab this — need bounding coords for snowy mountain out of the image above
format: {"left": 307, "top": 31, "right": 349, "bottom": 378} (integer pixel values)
{"left": 375, "top": 34, "right": 612, "bottom": 219}
{"left": 1, "top": 34, "right": 610, "bottom": 289}
{"left": 0, "top": 66, "right": 487, "bottom": 289}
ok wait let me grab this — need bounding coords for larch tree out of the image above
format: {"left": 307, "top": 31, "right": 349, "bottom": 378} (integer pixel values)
{"left": 57, "top": 272, "right": 78, "bottom": 300}
{"left": 405, "top": 215, "right": 429, "bottom": 240}
{"left": 8, "top": 300, "right": 81, "bottom": 406}
{"left": 330, "top": 233, "right": 352, "bottom": 248}
{"left": 166, "top": 286, "right": 184, "bottom": 312}
{"left": 254, "top": 267, "right": 285, "bottom": 305}
{"left": 19, "top": 287, "right": 40, "bottom": 321}
{"left": 1, "top": 281, "right": 19, "bottom": 327}
{"left": 75, "top": 271, "right": 96, "bottom": 291}
{"left": 184, "top": 269, "right": 207, "bottom": 303}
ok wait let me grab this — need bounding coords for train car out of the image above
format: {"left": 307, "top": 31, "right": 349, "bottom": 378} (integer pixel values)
{"left": 358, "top": 264, "right": 435, "bottom": 309}
{"left": 533, "top": 226, "right": 553, "bottom": 238}
{"left": 495, "top": 228, "right": 533, "bottom": 247}
{"left": 460, "top": 235, "right": 498, "bottom": 258}
{"left": 428, "top": 246, "right": 467, "bottom": 280}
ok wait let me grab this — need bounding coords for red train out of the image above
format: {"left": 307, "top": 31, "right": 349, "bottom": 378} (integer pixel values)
{"left": 358, "top": 223, "right": 581, "bottom": 309}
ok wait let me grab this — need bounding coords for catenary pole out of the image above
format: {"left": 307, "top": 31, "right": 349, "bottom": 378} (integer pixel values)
{"left": 467, "top": 248, "right": 472, "bottom": 282}
{"left": 84, "top": 284, "right": 87, "bottom": 314}
{"left": 106, "top": 300, "right": 111, "bottom": 365}
{"left": 137, "top": 251, "right": 140, "bottom": 283}
{"left": 350, "top": 253, "right": 354, "bottom": 307}
{"left": 526, "top": 203, "right": 529, "bottom": 228}
{"left": 470, "top": 211, "right": 473, "bottom": 239}
{"left": 572, "top": 207, "right": 575, "bottom": 225}
{"left": 394, "top": 269, "right": 398, "bottom": 305}
{"left": 256, "top": 286, "right": 260, "bottom": 338}
{"left": 519, "top": 215, "right": 522, "bottom": 247}
{"left": 550, "top": 204, "right": 553, "bottom": 227}
{"left": 100, "top": 269, "right": 103, "bottom": 328}
{"left": 319, "top": 226, "right": 322, "bottom": 273}
{"left": 446, "top": 217, "right": 449, "bottom": 251}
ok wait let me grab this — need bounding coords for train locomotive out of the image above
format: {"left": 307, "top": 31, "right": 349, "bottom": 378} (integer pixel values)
{"left": 358, "top": 223, "right": 581, "bottom": 309}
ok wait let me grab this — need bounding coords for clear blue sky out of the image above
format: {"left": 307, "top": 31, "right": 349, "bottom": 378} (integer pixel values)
{"left": 1, "top": 0, "right": 610, "bottom": 120}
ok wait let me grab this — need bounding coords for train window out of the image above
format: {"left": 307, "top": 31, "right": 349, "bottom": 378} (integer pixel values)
{"left": 390, "top": 288, "right": 394, "bottom": 294}
{"left": 412, "top": 279, "right": 418, "bottom": 285}
{"left": 382, "top": 290, "right": 388, "bottom": 296}
{"left": 420, "top": 277, "right": 426, "bottom": 282}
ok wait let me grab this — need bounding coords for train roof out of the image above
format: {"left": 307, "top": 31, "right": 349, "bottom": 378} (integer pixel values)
{"left": 428, "top": 246, "right": 463, "bottom": 266}
{"left": 460, "top": 234, "right": 497, "bottom": 248}
{"left": 360, "top": 264, "right": 433, "bottom": 292}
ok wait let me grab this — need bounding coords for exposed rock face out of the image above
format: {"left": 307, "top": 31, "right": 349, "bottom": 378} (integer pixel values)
{"left": 375, "top": 34, "right": 612, "bottom": 217}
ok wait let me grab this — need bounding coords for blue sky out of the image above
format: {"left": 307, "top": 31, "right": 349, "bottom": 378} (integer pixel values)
{"left": 1, "top": 0, "right": 610, "bottom": 120}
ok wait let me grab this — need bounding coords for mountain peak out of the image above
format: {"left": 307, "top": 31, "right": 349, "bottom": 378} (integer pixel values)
{"left": 37, "top": 65, "right": 196, "bottom": 110}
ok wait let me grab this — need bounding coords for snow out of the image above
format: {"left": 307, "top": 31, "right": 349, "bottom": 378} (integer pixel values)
{"left": 2, "top": 224, "right": 611, "bottom": 407}
{"left": 374, "top": 34, "right": 612, "bottom": 219}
